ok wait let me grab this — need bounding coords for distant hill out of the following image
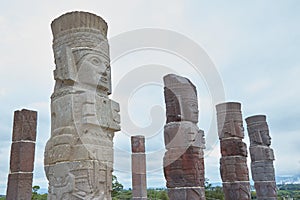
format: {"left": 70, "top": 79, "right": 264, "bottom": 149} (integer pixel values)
{"left": 276, "top": 174, "right": 300, "bottom": 184}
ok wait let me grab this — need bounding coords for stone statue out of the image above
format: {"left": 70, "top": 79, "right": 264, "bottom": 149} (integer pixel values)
{"left": 246, "top": 115, "right": 277, "bottom": 200}
{"left": 216, "top": 102, "right": 251, "bottom": 200}
{"left": 44, "top": 11, "right": 120, "bottom": 200}
{"left": 163, "top": 74, "right": 206, "bottom": 200}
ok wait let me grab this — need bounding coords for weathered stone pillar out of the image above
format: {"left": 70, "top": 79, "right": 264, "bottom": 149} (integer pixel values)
{"left": 6, "top": 109, "right": 37, "bottom": 200}
{"left": 246, "top": 115, "right": 277, "bottom": 200}
{"left": 44, "top": 11, "right": 120, "bottom": 199}
{"left": 131, "top": 136, "right": 147, "bottom": 200}
{"left": 216, "top": 102, "right": 251, "bottom": 200}
{"left": 163, "top": 74, "right": 206, "bottom": 200}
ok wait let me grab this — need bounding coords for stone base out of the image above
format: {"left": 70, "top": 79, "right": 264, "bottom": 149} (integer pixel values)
{"left": 220, "top": 156, "right": 249, "bottom": 182}
{"left": 255, "top": 181, "right": 277, "bottom": 199}
{"left": 168, "top": 187, "right": 205, "bottom": 200}
{"left": 251, "top": 161, "right": 275, "bottom": 181}
{"left": 45, "top": 160, "right": 112, "bottom": 200}
{"left": 222, "top": 182, "right": 251, "bottom": 200}
{"left": 6, "top": 173, "right": 33, "bottom": 200}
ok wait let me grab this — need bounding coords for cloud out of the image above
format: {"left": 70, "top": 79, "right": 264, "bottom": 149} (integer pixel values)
{"left": 1, "top": 0, "right": 300, "bottom": 193}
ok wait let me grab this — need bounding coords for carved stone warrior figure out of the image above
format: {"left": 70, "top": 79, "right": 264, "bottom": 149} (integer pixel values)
{"left": 163, "top": 74, "right": 206, "bottom": 200}
{"left": 246, "top": 115, "right": 277, "bottom": 200}
{"left": 44, "top": 11, "right": 120, "bottom": 200}
{"left": 216, "top": 102, "right": 251, "bottom": 200}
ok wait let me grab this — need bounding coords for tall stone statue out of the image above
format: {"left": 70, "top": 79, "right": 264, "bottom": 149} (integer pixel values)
{"left": 6, "top": 109, "right": 37, "bottom": 200}
{"left": 246, "top": 115, "right": 277, "bottom": 200}
{"left": 216, "top": 102, "right": 251, "bottom": 200}
{"left": 44, "top": 11, "right": 120, "bottom": 200}
{"left": 163, "top": 74, "right": 206, "bottom": 200}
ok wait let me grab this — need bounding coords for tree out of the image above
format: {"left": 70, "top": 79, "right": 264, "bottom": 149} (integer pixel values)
{"left": 112, "top": 175, "right": 124, "bottom": 197}
{"left": 32, "top": 185, "right": 47, "bottom": 200}
{"left": 205, "top": 179, "right": 224, "bottom": 200}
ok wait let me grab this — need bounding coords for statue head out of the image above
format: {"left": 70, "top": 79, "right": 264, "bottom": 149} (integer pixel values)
{"left": 164, "top": 74, "right": 199, "bottom": 123}
{"left": 246, "top": 115, "right": 271, "bottom": 146}
{"left": 51, "top": 11, "right": 111, "bottom": 95}
{"left": 216, "top": 102, "right": 244, "bottom": 139}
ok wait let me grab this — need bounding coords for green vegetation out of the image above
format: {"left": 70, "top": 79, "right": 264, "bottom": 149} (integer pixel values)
{"left": 277, "top": 184, "right": 300, "bottom": 199}
{"left": 205, "top": 178, "right": 224, "bottom": 200}
{"left": 1, "top": 177, "right": 299, "bottom": 199}
{"left": 32, "top": 185, "right": 47, "bottom": 200}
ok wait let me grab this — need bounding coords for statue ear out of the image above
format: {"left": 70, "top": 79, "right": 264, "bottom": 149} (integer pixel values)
{"left": 54, "top": 46, "right": 77, "bottom": 82}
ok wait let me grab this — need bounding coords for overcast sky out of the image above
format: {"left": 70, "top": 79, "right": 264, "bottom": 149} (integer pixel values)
{"left": 0, "top": 0, "right": 300, "bottom": 193}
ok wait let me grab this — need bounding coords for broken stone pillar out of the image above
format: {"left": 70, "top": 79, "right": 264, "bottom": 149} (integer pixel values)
{"left": 6, "top": 109, "right": 37, "bottom": 200}
{"left": 163, "top": 74, "right": 206, "bottom": 200}
{"left": 216, "top": 102, "right": 251, "bottom": 200}
{"left": 131, "top": 136, "right": 147, "bottom": 200}
{"left": 44, "top": 11, "right": 120, "bottom": 200}
{"left": 246, "top": 115, "right": 277, "bottom": 200}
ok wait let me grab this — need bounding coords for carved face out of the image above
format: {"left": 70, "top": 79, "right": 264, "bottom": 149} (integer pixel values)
{"left": 220, "top": 119, "right": 244, "bottom": 139}
{"left": 74, "top": 49, "right": 111, "bottom": 93}
{"left": 180, "top": 98, "right": 199, "bottom": 123}
{"left": 260, "top": 129, "right": 271, "bottom": 146}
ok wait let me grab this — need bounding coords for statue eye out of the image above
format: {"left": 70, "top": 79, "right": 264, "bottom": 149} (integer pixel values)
{"left": 89, "top": 56, "right": 102, "bottom": 65}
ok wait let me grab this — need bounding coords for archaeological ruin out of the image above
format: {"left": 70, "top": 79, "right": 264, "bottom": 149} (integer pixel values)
{"left": 1, "top": 10, "right": 281, "bottom": 200}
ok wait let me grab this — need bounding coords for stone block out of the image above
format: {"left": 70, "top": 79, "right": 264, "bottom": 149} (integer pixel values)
{"left": 220, "top": 157, "right": 249, "bottom": 181}
{"left": 164, "top": 121, "right": 205, "bottom": 149}
{"left": 12, "top": 109, "right": 37, "bottom": 142}
{"left": 167, "top": 187, "right": 205, "bottom": 200}
{"left": 164, "top": 148, "right": 204, "bottom": 187}
{"left": 254, "top": 181, "right": 277, "bottom": 199}
{"left": 222, "top": 182, "right": 251, "bottom": 200}
{"left": 220, "top": 139, "right": 247, "bottom": 156}
{"left": 250, "top": 146, "right": 274, "bottom": 161}
{"left": 251, "top": 161, "right": 275, "bottom": 181}
{"left": 6, "top": 173, "right": 33, "bottom": 200}
{"left": 10, "top": 142, "right": 35, "bottom": 173}
{"left": 131, "top": 135, "right": 145, "bottom": 153}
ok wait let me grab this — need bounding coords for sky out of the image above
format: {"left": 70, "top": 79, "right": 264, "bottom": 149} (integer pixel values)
{"left": 0, "top": 0, "right": 300, "bottom": 194}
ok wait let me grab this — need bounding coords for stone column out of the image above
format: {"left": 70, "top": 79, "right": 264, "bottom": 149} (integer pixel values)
{"left": 216, "top": 102, "right": 251, "bottom": 200}
{"left": 163, "top": 74, "right": 206, "bottom": 200}
{"left": 131, "top": 136, "right": 147, "bottom": 200}
{"left": 44, "top": 11, "right": 120, "bottom": 199}
{"left": 246, "top": 115, "right": 277, "bottom": 200}
{"left": 6, "top": 109, "right": 37, "bottom": 200}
